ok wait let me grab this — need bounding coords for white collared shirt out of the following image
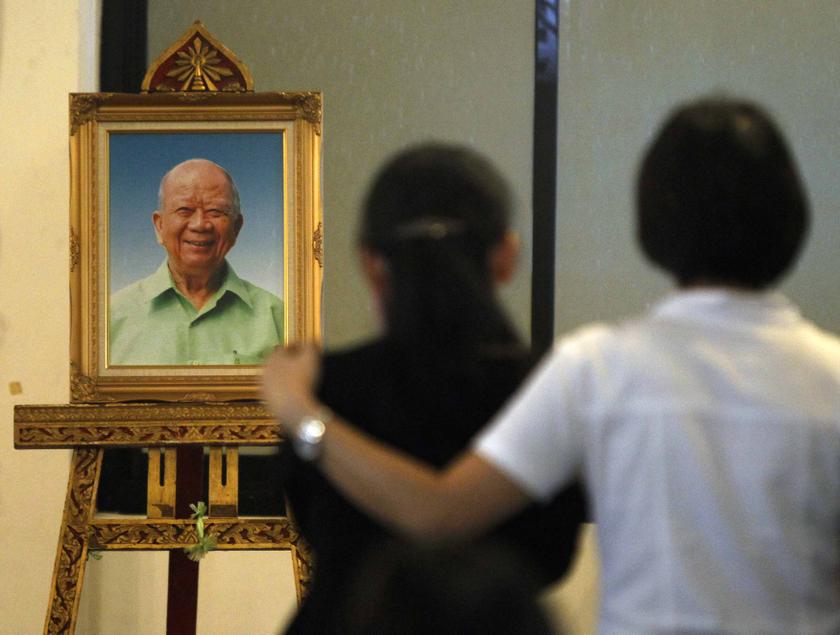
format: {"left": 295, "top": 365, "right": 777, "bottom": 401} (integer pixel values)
{"left": 475, "top": 290, "right": 840, "bottom": 634}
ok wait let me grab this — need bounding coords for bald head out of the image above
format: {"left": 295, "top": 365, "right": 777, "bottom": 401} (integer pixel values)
{"left": 158, "top": 159, "right": 241, "bottom": 219}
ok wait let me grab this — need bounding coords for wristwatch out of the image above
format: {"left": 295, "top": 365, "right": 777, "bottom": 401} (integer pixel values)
{"left": 291, "top": 408, "right": 331, "bottom": 462}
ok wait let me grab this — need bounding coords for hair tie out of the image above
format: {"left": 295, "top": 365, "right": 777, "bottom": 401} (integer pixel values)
{"left": 393, "top": 216, "right": 467, "bottom": 241}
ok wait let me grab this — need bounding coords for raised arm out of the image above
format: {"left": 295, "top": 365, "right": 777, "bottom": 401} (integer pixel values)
{"left": 260, "top": 345, "right": 533, "bottom": 542}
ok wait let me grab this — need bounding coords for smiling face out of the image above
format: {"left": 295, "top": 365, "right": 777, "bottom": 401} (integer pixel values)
{"left": 153, "top": 160, "right": 243, "bottom": 282}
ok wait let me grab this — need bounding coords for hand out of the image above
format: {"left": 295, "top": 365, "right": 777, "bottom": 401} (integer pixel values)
{"left": 260, "top": 344, "right": 322, "bottom": 429}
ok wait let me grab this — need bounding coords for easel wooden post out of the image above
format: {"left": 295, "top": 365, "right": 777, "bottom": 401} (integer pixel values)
{"left": 166, "top": 447, "right": 204, "bottom": 635}
{"left": 14, "top": 403, "right": 312, "bottom": 635}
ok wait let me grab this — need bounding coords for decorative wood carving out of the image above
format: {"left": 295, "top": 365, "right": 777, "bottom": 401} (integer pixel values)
{"left": 290, "top": 536, "right": 314, "bottom": 601}
{"left": 141, "top": 21, "right": 254, "bottom": 93}
{"left": 45, "top": 449, "right": 101, "bottom": 635}
{"left": 88, "top": 518, "right": 299, "bottom": 549}
{"left": 69, "top": 228, "right": 80, "bottom": 273}
{"left": 69, "top": 93, "right": 114, "bottom": 135}
{"left": 15, "top": 403, "right": 283, "bottom": 448}
{"left": 16, "top": 422, "right": 283, "bottom": 447}
{"left": 313, "top": 221, "right": 324, "bottom": 267}
{"left": 86, "top": 516, "right": 312, "bottom": 599}
{"left": 69, "top": 363, "right": 101, "bottom": 403}
{"left": 292, "top": 92, "right": 323, "bottom": 134}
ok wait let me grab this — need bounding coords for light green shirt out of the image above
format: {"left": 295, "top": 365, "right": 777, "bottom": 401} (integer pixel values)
{"left": 109, "top": 260, "right": 283, "bottom": 365}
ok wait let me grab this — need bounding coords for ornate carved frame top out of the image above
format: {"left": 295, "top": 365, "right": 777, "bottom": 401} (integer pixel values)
{"left": 141, "top": 21, "right": 254, "bottom": 93}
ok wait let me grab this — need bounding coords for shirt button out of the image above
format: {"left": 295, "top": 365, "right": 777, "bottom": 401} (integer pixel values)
{"left": 192, "top": 360, "right": 199, "bottom": 366}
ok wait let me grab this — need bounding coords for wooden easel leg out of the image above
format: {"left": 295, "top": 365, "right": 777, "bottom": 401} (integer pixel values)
{"left": 44, "top": 448, "right": 103, "bottom": 635}
{"left": 290, "top": 541, "right": 313, "bottom": 605}
{"left": 286, "top": 497, "right": 313, "bottom": 604}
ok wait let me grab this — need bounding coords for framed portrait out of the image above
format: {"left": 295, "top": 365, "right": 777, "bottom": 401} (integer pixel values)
{"left": 69, "top": 92, "right": 322, "bottom": 402}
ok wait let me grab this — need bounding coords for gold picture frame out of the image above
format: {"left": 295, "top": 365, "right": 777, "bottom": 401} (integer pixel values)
{"left": 69, "top": 91, "right": 322, "bottom": 402}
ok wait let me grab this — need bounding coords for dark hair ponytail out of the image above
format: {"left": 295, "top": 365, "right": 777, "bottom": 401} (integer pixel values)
{"left": 359, "top": 143, "right": 521, "bottom": 371}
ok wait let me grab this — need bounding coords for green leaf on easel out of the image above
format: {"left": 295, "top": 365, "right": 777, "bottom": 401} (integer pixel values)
{"left": 184, "top": 501, "right": 216, "bottom": 561}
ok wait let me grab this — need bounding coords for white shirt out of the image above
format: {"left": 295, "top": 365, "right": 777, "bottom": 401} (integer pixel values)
{"left": 475, "top": 290, "right": 840, "bottom": 634}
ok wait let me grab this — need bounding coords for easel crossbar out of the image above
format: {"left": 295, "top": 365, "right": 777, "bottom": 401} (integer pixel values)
{"left": 14, "top": 403, "right": 285, "bottom": 448}
{"left": 89, "top": 518, "right": 299, "bottom": 550}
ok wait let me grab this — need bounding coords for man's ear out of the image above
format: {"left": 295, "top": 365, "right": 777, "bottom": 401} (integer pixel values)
{"left": 152, "top": 211, "right": 163, "bottom": 244}
{"left": 233, "top": 214, "right": 244, "bottom": 239}
{"left": 490, "top": 231, "right": 519, "bottom": 283}
{"left": 359, "top": 248, "right": 389, "bottom": 297}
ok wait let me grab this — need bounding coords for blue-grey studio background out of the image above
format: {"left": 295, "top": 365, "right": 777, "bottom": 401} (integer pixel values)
{"left": 109, "top": 132, "right": 284, "bottom": 299}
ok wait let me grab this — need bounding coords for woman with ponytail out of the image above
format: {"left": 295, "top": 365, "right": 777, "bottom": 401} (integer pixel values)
{"left": 279, "top": 143, "right": 585, "bottom": 634}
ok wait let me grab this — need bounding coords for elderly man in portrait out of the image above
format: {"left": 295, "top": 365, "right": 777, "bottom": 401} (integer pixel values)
{"left": 109, "top": 158, "right": 284, "bottom": 365}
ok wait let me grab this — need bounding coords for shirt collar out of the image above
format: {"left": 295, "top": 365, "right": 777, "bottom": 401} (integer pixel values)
{"left": 142, "top": 260, "right": 177, "bottom": 304}
{"left": 143, "top": 259, "right": 254, "bottom": 310}
{"left": 219, "top": 262, "right": 254, "bottom": 309}
{"left": 652, "top": 287, "right": 801, "bottom": 327}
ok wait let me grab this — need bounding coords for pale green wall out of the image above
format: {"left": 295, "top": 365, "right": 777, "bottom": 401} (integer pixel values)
{"left": 149, "top": 2, "right": 535, "bottom": 349}
{"left": 555, "top": 1, "right": 840, "bottom": 334}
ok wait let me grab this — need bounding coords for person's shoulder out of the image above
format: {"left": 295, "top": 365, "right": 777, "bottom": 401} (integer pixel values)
{"left": 534, "top": 322, "right": 638, "bottom": 388}
{"left": 221, "top": 262, "right": 279, "bottom": 304}
{"left": 111, "top": 261, "right": 174, "bottom": 314}
{"left": 110, "top": 276, "right": 153, "bottom": 316}
{"left": 320, "top": 339, "right": 388, "bottom": 380}
{"left": 800, "top": 319, "right": 840, "bottom": 348}
{"left": 235, "top": 277, "right": 283, "bottom": 309}
{"left": 797, "top": 319, "right": 840, "bottom": 374}
{"left": 553, "top": 321, "right": 619, "bottom": 357}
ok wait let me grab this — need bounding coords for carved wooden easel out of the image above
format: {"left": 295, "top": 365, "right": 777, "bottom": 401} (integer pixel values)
{"left": 14, "top": 403, "right": 311, "bottom": 634}
{"left": 13, "top": 22, "right": 320, "bottom": 635}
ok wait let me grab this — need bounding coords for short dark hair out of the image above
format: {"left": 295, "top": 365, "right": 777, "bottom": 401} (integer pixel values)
{"left": 637, "top": 97, "right": 809, "bottom": 288}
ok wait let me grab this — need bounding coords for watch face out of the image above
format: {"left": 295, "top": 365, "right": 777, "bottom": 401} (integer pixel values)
{"left": 299, "top": 418, "right": 326, "bottom": 443}
{"left": 294, "top": 415, "right": 327, "bottom": 461}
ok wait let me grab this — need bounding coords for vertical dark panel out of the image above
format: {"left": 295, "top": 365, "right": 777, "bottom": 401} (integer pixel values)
{"left": 96, "top": 1, "right": 152, "bottom": 516}
{"left": 100, "top": 0, "right": 148, "bottom": 92}
{"left": 531, "top": 0, "right": 559, "bottom": 356}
